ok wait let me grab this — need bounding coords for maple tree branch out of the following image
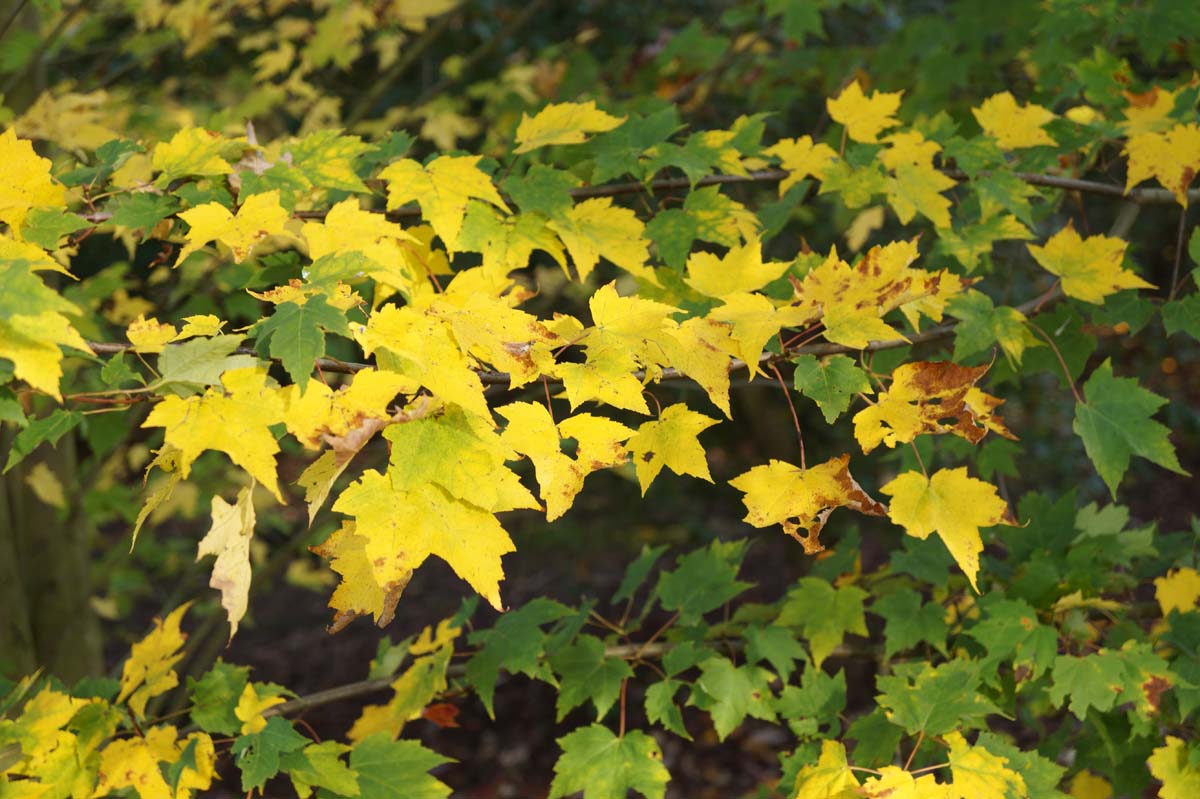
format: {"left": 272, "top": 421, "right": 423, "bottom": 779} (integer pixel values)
{"left": 82, "top": 283, "right": 1066, "bottom": 394}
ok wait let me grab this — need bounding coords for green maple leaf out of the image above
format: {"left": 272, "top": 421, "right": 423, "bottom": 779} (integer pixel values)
{"left": 154, "top": 335, "right": 258, "bottom": 397}
{"left": 818, "top": 159, "right": 887, "bottom": 207}
{"left": 612, "top": 544, "right": 667, "bottom": 605}
{"left": 188, "top": 660, "right": 250, "bottom": 735}
{"left": 773, "top": 668, "right": 846, "bottom": 738}
{"left": 654, "top": 540, "right": 750, "bottom": 624}
{"left": 502, "top": 164, "right": 580, "bottom": 217}
{"left": 938, "top": 214, "right": 1032, "bottom": 273}
{"left": 251, "top": 295, "right": 349, "bottom": 391}
{"left": 465, "top": 598, "right": 573, "bottom": 717}
{"left": 1048, "top": 642, "right": 1172, "bottom": 720}
{"left": 876, "top": 659, "right": 997, "bottom": 735}
{"left": 287, "top": 129, "right": 376, "bottom": 192}
{"left": 4, "top": 409, "right": 82, "bottom": 473}
{"left": 20, "top": 208, "right": 89, "bottom": 249}
{"left": 692, "top": 656, "right": 776, "bottom": 740}
{"left": 870, "top": 588, "right": 949, "bottom": 659}
{"left": 548, "top": 725, "right": 669, "bottom": 799}
{"left": 845, "top": 709, "right": 905, "bottom": 768}
{"left": 965, "top": 597, "right": 1057, "bottom": 680}
{"left": 280, "top": 741, "right": 358, "bottom": 798}
{"left": 1073, "top": 359, "right": 1187, "bottom": 497}
{"left": 947, "top": 290, "right": 1041, "bottom": 366}
{"left": 331, "top": 734, "right": 451, "bottom": 799}
{"left": 1162, "top": 269, "right": 1200, "bottom": 339}
{"left": 107, "top": 193, "right": 181, "bottom": 230}
{"left": 776, "top": 578, "right": 868, "bottom": 667}
{"left": 231, "top": 716, "right": 309, "bottom": 792}
{"left": 744, "top": 623, "right": 808, "bottom": 681}
{"left": 791, "top": 354, "right": 872, "bottom": 423}
{"left": 644, "top": 679, "right": 690, "bottom": 739}
{"left": 645, "top": 186, "right": 758, "bottom": 270}
{"left": 549, "top": 635, "right": 634, "bottom": 721}
{"left": 586, "top": 107, "right": 682, "bottom": 183}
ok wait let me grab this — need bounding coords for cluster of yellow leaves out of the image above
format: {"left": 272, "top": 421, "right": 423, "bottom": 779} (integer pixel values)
{"left": 1, "top": 605, "right": 215, "bottom": 799}
{"left": 1120, "top": 88, "right": 1200, "bottom": 206}
{"left": 794, "top": 734, "right": 1028, "bottom": 799}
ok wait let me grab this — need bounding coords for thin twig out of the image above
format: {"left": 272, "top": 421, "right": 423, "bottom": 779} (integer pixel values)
{"left": 0, "top": 0, "right": 32, "bottom": 44}
{"left": 769, "top": 362, "right": 805, "bottom": 469}
{"left": 1169, "top": 207, "right": 1188, "bottom": 301}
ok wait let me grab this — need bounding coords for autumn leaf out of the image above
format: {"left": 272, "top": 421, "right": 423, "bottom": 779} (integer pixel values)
{"left": 826, "top": 80, "right": 903, "bottom": 143}
{"left": 0, "top": 128, "right": 66, "bottom": 236}
{"left": 152, "top": 126, "right": 235, "bottom": 186}
{"left": 117, "top": 603, "right": 192, "bottom": 718}
{"left": 1148, "top": 737, "right": 1200, "bottom": 799}
{"left": 515, "top": 101, "right": 625, "bottom": 153}
{"left": 765, "top": 135, "right": 838, "bottom": 195}
{"left": 730, "top": 454, "right": 886, "bottom": 553}
{"left": 176, "top": 190, "right": 290, "bottom": 264}
{"left": 310, "top": 521, "right": 407, "bottom": 632}
{"left": 1154, "top": 567, "right": 1200, "bottom": 615}
{"left": 707, "top": 292, "right": 808, "bottom": 379}
{"left": 126, "top": 314, "right": 178, "bottom": 353}
{"left": 142, "top": 366, "right": 287, "bottom": 502}
{"left": 197, "top": 486, "right": 255, "bottom": 639}
{"left": 881, "top": 467, "right": 1015, "bottom": 591}
{"left": 1124, "top": 123, "right": 1200, "bottom": 206}
{"left": 235, "top": 682, "right": 285, "bottom": 735}
{"left": 793, "top": 740, "right": 860, "bottom": 799}
{"left": 684, "top": 237, "right": 790, "bottom": 299}
{"left": 379, "top": 155, "right": 507, "bottom": 252}
{"left": 853, "top": 361, "right": 1015, "bottom": 453}
{"left": 626, "top": 403, "right": 718, "bottom": 494}
{"left": 972, "top": 92, "right": 1057, "bottom": 149}
{"left": 1026, "top": 224, "right": 1153, "bottom": 303}
{"left": 546, "top": 197, "right": 652, "bottom": 282}
{"left": 945, "top": 731, "right": 1027, "bottom": 799}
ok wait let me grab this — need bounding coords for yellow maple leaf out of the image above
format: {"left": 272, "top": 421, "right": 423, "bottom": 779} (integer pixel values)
{"left": 827, "top": 80, "right": 903, "bottom": 144}
{"left": 1148, "top": 737, "right": 1200, "bottom": 799}
{"left": 1026, "top": 223, "right": 1154, "bottom": 303}
{"left": 173, "top": 314, "right": 223, "bottom": 340}
{"left": 945, "top": 731, "right": 1027, "bottom": 799}
{"left": 498, "top": 402, "right": 633, "bottom": 520}
{"left": 684, "top": 238, "right": 790, "bottom": 299}
{"left": 881, "top": 467, "right": 1015, "bottom": 592}
{"left": 176, "top": 190, "right": 290, "bottom": 264}
{"left": 730, "top": 454, "right": 886, "bottom": 553}
{"left": 1154, "top": 567, "right": 1200, "bottom": 616}
{"left": 458, "top": 201, "right": 567, "bottom": 280}
{"left": 117, "top": 603, "right": 191, "bottom": 718}
{"left": 127, "top": 314, "right": 178, "bottom": 353}
{"left": 853, "top": 361, "right": 1015, "bottom": 453}
{"left": 431, "top": 293, "right": 561, "bottom": 388}
{"left": 556, "top": 346, "right": 649, "bottom": 414}
{"left": 766, "top": 135, "right": 838, "bottom": 195}
{"left": 659, "top": 317, "right": 735, "bottom": 417}
{"left": 1123, "top": 123, "right": 1200, "bottom": 206}
{"left": 379, "top": 155, "right": 507, "bottom": 252}
{"left": 887, "top": 162, "right": 955, "bottom": 229}
{"left": 793, "top": 740, "right": 860, "bottom": 799}
{"left": 860, "top": 767, "right": 918, "bottom": 799}
{"left": 0, "top": 127, "right": 66, "bottom": 235}
{"left": 302, "top": 197, "right": 417, "bottom": 262}
{"left": 354, "top": 304, "right": 490, "bottom": 419}
{"left": 707, "top": 292, "right": 809, "bottom": 379}
{"left": 514, "top": 100, "right": 625, "bottom": 153}
{"left": 235, "top": 683, "right": 285, "bottom": 735}
{"left": 95, "top": 726, "right": 214, "bottom": 799}
{"left": 1120, "top": 86, "right": 1180, "bottom": 136}
{"left": 882, "top": 130, "right": 943, "bottom": 170}
{"left": 794, "top": 239, "right": 964, "bottom": 348}
{"left": 972, "top": 91, "right": 1057, "bottom": 149}
{"left": 151, "top": 127, "right": 235, "bottom": 184}
{"left": 142, "top": 366, "right": 287, "bottom": 502}
{"left": 626, "top": 404, "right": 718, "bottom": 494}
{"left": 1068, "top": 770, "right": 1113, "bottom": 799}
{"left": 546, "top": 197, "right": 652, "bottom": 283}
{"left": 197, "top": 486, "right": 255, "bottom": 640}
{"left": 0, "top": 310, "right": 88, "bottom": 401}
{"left": 310, "top": 521, "right": 407, "bottom": 631}
{"left": 283, "top": 369, "right": 414, "bottom": 450}
{"left": 332, "top": 469, "right": 516, "bottom": 610}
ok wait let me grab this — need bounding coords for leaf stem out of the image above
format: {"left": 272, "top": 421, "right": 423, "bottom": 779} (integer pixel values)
{"left": 769, "top": 362, "right": 806, "bottom": 469}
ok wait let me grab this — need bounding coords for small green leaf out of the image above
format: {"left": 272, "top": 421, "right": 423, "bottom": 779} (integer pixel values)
{"left": 279, "top": 741, "right": 358, "bottom": 798}
{"left": 465, "top": 598, "right": 573, "bottom": 717}
{"left": 20, "top": 207, "right": 89, "bottom": 249}
{"left": 231, "top": 716, "right": 309, "bottom": 792}
{"left": 870, "top": 588, "right": 949, "bottom": 659}
{"left": 644, "top": 679, "right": 690, "bottom": 739}
{"left": 155, "top": 335, "right": 257, "bottom": 396}
{"left": 549, "top": 635, "right": 633, "bottom": 721}
{"left": 946, "top": 290, "right": 1040, "bottom": 366}
{"left": 1073, "top": 359, "right": 1187, "bottom": 497}
{"left": 654, "top": 540, "right": 750, "bottom": 624}
{"left": 188, "top": 661, "right": 250, "bottom": 735}
{"left": 612, "top": 544, "right": 667, "bottom": 606}
{"left": 4, "top": 409, "right": 82, "bottom": 473}
{"left": 548, "top": 724, "right": 669, "bottom": 799}
{"left": 503, "top": 165, "right": 581, "bottom": 218}
{"left": 776, "top": 578, "right": 868, "bottom": 668}
{"left": 107, "top": 193, "right": 181, "bottom": 230}
{"left": 876, "top": 659, "right": 997, "bottom": 736}
{"left": 791, "top": 354, "right": 871, "bottom": 422}
{"left": 348, "top": 733, "right": 452, "bottom": 799}
{"left": 743, "top": 624, "right": 808, "bottom": 681}
{"left": 692, "top": 656, "right": 776, "bottom": 740}
{"left": 251, "top": 295, "right": 349, "bottom": 390}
